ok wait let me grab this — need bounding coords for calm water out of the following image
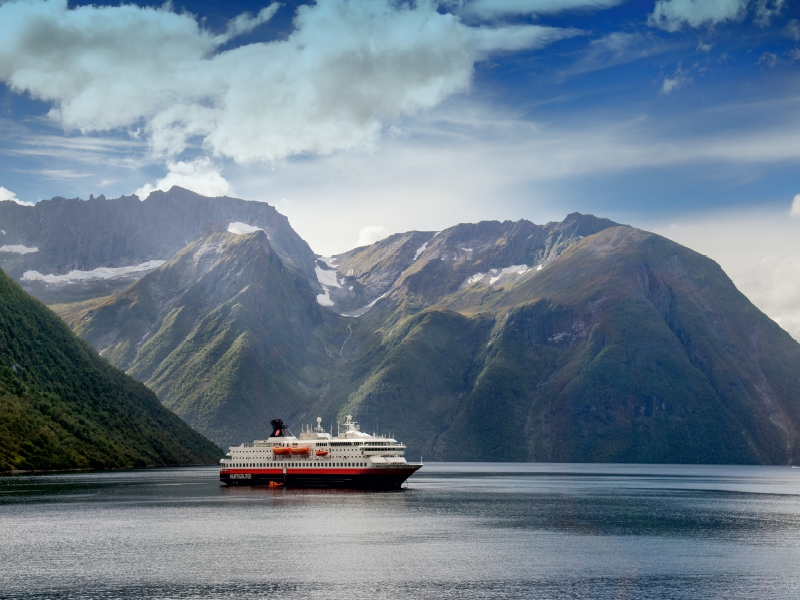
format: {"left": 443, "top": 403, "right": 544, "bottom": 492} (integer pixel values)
{"left": 2, "top": 463, "right": 800, "bottom": 599}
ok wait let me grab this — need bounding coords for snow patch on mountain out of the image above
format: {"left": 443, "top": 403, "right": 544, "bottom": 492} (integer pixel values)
{"left": 413, "top": 242, "right": 428, "bottom": 261}
{"left": 490, "top": 265, "right": 530, "bottom": 285}
{"left": 22, "top": 260, "right": 166, "bottom": 284}
{"left": 367, "top": 292, "right": 389, "bottom": 308}
{"left": 227, "top": 222, "right": 263, "bottom": 235}
{"left": 0, "top": 245, "right": 38, "bottom": 254}
{"left": 316, "top": 288, "right": 334, "bottom": 307}
{"left": 339, "top": 292, "right": 389, "bottom": 318}
{"left": 315, "top": 262, "right": 342, "bottom": 307}
{"left": 465, "top": 264, "right": 531, "bottom": 287}
{"left": 316, "top": 265, "right": 341, "bottom": 288}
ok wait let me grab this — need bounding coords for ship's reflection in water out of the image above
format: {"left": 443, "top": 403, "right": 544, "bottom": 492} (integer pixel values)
{"left": 3, "top": 463, "right": 800, "bottom": 599}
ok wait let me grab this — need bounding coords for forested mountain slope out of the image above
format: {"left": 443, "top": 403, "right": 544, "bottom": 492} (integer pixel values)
{"left": 0, "top": 268, "right": 222, "bottom": 471}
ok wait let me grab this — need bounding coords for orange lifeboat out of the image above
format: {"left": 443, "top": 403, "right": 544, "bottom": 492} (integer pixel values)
{"left": 315, "top": 449, "right": 329, "bottom": 457}
{"left": 290, "top": 446, "right": 310, "bottom": 455}
{"left": 273, "top": 446, "right": 291, "bottom": 456}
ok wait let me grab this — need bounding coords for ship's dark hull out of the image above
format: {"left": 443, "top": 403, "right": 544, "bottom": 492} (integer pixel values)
{"left": 220, "top": 465, "right": 422, "bottom": 489}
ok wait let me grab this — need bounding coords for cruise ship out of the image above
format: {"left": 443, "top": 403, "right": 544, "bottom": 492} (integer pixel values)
{"left": 219, "top": 416, "right": 422, "bottom": 489}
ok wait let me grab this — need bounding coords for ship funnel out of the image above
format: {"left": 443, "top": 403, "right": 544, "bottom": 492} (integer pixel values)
{"left": 270, "top": 419, "right": 292, "bottom": 438}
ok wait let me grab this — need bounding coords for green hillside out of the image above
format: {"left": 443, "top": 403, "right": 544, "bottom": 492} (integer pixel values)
{"left": 0, "top": 268, "right": 222, "bottom": 471}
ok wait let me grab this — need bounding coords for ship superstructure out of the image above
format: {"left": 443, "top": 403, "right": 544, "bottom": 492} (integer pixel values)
{"left": 219, "top": 416, "right": 422, "bottom": 489}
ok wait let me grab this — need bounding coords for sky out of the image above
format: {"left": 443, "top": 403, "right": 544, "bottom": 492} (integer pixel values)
{"left": 0, "top": 0, "right": 799, "bottom": 337}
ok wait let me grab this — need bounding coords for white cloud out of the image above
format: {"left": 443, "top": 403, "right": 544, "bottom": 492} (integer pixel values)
{"left": 0, "top": 0, "right": 575, "bottom": 165}
{"left": 238, "top": 96, "right": 800, "bottom": 255}
{"left": 791, "top": 194, "right": 800, "bottom": 217}
{"left": 565, "top": 32, "right": 662, "bottom": 77}
{"left": 735, "top": 253, "right": 800, "bottom": 341}
{"left": 786, "top": 19, "right": 800, "bottom": 41}
{"left": 221, "top": 4, "right": 281, "bottom": 41}
{"left": 135, "top": 158, "right": 233, "bottom": 199}
{"left": 650, "top": 208, "right": 800, "bottom": 342}
{"left": 754, "top": 0, "right": 786, "bottom": 27}
{"left": 462, "top": 0, "right": 624, "bottom": 19}
{"left": 650, "top": 0, "right": 786, "bottom": 31}
{"left": 662, "top": 63, "right": 691, "bottom": 94}
{"left": 649, "top": 0, "right": 748, "bottom": 32}
{"left": 758, "top": 51, "right": 779, "bottom": 67}
{"left": 471, "top": 25, "right": 581, "bottom": 54}
{"left": 696, "top": 39, "right": 713, "bottom": 52}
{"left": 356, "top": 225, "right": 390, "bottom": 247}
{"left": 0, "top": 186, "right": 34, "bottom": 205}
{"left": 0, "top": 186, "right": 17, "bottom": 202}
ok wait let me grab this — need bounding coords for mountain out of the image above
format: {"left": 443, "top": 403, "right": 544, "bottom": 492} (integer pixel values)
{"left": 0, "top": 267, "right": 221, "bottom": 472}
{"left": 0, "top": 187, "right": 317, "bottom": 305}
{"left": 46, "top": 200, "right": 800, "bottom": 464}
{"left": 320, "top": 224, "right": 800, "bottom": 464}
{"left": 60, "top": 225, "right": 344, "bottom": 448}
{"left": 316, "top": 213, "right": 617, "bottom": 315}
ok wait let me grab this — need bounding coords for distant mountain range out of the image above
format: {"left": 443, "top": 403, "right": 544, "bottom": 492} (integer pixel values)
{"left": 0, "top": 187, "right": 317, "bottom": 304}
{"left": 5, "top": 187, "right": 800, "bottom": 464}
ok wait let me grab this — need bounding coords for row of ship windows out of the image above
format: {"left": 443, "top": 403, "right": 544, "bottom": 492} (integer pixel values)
{"left": 232, "top": 447, "right": 402, "bottom": 454}
{"left": 241, "top": 441, "right": 398, "bottom": 447}
{"left": 228, "top": 447, "right": 405, "bottom": 459}
{"left": 229, "top": 463, "right": 368, "bottom": 468}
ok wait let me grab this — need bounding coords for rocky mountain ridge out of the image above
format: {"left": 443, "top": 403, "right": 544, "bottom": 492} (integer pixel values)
{"left": 0, "top": 187, "right": 317, "bottom": 305}
{"left": 316, "top": 213, "right": 618, "bottom": 315}
{"left": 34, "top": 191, "right": 800, "bottom": 463}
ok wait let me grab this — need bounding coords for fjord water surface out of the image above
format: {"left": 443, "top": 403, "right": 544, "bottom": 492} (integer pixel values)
{"left": 2, "top": 463, "right": 800, "bottom": 599}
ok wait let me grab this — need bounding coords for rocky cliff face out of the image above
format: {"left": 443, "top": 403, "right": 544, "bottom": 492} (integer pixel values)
{"left": 318, "top": 213, "right": 617, "bottom": 316}
{"left": 0, "top": 187, "right": 317, "bottom": 305}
